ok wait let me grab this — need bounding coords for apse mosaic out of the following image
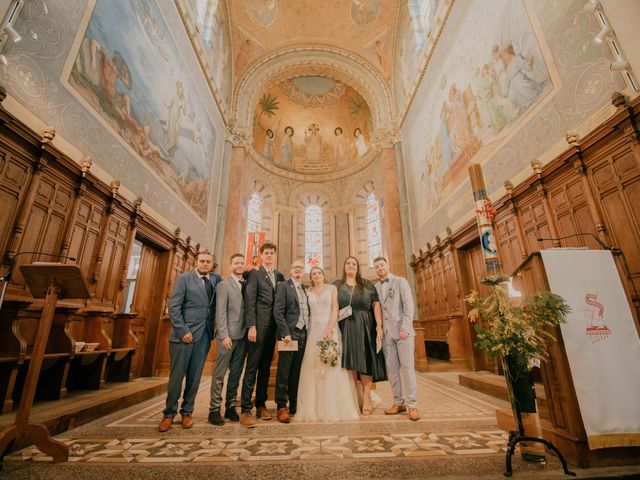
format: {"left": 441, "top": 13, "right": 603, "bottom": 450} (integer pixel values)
{"left": 406, "top": 0, "right": 551, "bottom": 218}
{"left": 252, "top": 76, "right": 373, "bottom": 175}
{"left": 68, "top": 0, "right": 217, "bottom": 220}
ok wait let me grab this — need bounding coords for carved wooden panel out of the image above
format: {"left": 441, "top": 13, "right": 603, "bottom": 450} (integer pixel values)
{"left": 11, "top": 169, "right": 74, "bottom": 291}
{"left": 494, "top": 212, "right": 525, "bottom": 274}
{"left": 67, "top": 192, "right": 107, "bottom": 279}
{"left": 0, "top": 151, "right": 30, "bottom": 256}
{"left": 442, "top": 250, "right": 460, "bottom": 313}
{"left": 94, "top": 211, "right": 130, "bottom": 305}
{"left": 518, "top": 193, "right": 553, "bottom": 252}
{"left": 592, "top": 148, "right": 640, "bottom": 282}
{"left": 548, "top": 174, "right": 599, "bottom": 248}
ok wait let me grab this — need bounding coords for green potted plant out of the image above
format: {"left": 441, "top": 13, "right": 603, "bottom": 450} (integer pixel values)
{"left": 465, "top": 275, "right": 571, "bottom": 462}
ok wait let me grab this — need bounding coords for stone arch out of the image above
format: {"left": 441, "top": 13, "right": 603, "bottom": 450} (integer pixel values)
{"left": 233, "top": 45, "right": 394, "bottom": 139}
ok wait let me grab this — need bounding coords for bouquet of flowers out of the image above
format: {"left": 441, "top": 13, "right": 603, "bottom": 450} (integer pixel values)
{"left": 317, "top": 338, "right": 340, "bottom": 378}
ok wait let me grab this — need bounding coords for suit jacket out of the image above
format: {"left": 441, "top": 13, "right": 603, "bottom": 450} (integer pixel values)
{"left": 215, "top": 276, "right": 246, "bottom": 340}
{"left": 168, "top": 270, "right": 221, "bottom": 343}
{"left": 243, "top": 265, "right": 285, "bottom": 328}
{"left": 375, "top": 273, "right": 415, "bottom": 339}
{"left": 274, "top": 278, "right": 310, "bottom": 339}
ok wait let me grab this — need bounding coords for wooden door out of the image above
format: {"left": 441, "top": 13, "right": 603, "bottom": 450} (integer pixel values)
{"left": 128, "top": 244, "right": 163, "bottom": 378}
{"left": 459, "top": 242, "right": 500, "bottom": 373}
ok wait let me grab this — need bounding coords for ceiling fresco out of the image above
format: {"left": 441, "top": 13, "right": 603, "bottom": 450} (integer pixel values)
{"left": 229, "top": 0, "right": 399, "bottom": 83}
{"left": 252, "top": 76, "right": 373, "bottom": 176}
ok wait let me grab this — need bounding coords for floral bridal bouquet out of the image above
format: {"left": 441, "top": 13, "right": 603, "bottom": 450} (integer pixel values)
{"left": 317, "top": 338, "right": 340, "bottom": 378}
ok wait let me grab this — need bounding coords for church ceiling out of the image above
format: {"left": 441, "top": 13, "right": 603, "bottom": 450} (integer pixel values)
{"left": 228, "top": 0, "right": 399, "bottom": 86}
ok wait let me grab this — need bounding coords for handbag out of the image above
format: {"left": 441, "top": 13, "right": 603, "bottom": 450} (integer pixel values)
{"left": 337, "top": 285, "right": 355, "bottom": 322}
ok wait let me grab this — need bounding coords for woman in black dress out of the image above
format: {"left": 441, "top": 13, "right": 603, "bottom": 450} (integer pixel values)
{"left": 335, "top": 256, "right": 386, "bottom": 415}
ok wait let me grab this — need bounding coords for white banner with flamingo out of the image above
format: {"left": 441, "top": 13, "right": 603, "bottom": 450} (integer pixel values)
{"left": 541, "top": 249, "right": 640, "bottom": 449}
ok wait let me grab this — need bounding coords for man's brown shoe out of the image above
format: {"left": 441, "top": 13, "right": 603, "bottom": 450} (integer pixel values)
{"left": 159, "top": 416, "right": 173, "bottom": 432}
{"left": 408, "top": 408, "right": 421, "bottom": 421}
{"left": 240, "top": 412, "right": 256, "bottom": 428}
{"left": 181, "top": 414, "right": 194, "bottom": 429}
{"left": 257, "top": 407, "right": 272, "bottom": 420}
{"left": 277, "top": 407, "right": 290, "bottom": 424}
{"left": 384, "top": 404, "right": 407, "bottom": 415}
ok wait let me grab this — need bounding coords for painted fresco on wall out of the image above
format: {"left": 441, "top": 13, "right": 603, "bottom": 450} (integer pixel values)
{"left": 410, "top": 0, "right": 551, "bottom": 219}
{"left": 184, "top": 0, "right": 233, "bottom": 106}
{"left": 252, "top": 76, "right": 373, "bottom": 174}
{"left": 351, "top": 0, "right": 380, "bottom": 29}
{"left": 243, "top": 0, "right": 278, "bottom": 27}
{"left": 69, "top": 0, "right": 216, "bottom": 220}
{"left": 394, "top": 0, "right": 440, "bottom": 109}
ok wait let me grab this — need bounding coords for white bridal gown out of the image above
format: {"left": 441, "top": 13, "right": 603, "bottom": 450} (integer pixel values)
{"left": 295, "top": 285, "right": 360, "bottom": 422}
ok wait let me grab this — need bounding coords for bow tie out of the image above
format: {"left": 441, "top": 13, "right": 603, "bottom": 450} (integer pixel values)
{"left": 380, "top": 278, "right": 389, "bottom": 284}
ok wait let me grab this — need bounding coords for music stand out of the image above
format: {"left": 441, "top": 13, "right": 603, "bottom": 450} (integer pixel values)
{"left": 0, "top": 264, "right": 89, "bottom": 464}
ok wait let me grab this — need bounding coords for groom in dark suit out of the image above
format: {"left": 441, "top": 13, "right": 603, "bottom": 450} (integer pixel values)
{"left": 159, "top": 251, "right": 221, "bottom": 432}
{"left": 273, "top": 259, "right": 309, "bottom": 423}
{"left": 240, "top": 242, "right": 285, "bottom": 428}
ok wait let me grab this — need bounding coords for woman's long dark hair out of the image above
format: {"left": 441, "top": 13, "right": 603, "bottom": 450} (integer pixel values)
{"left": 340, "top": 256, "right": 364, "bottom": 292}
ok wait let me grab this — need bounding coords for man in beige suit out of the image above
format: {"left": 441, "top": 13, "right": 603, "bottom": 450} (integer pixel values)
{"left": 208, "top": 253, "right": 247, "bottom": 426}
{"left": 374, "top": 257, "right": 420, "bottom": 421}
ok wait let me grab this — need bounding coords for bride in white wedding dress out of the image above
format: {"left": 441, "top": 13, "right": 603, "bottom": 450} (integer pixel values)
{"left": 295, "top": 267, "right": 360, "bottom": 422}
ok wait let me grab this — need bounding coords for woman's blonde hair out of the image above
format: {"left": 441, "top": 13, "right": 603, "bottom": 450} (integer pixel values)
{"left": 309, "top": 266, "right": 326, "bottom": 287}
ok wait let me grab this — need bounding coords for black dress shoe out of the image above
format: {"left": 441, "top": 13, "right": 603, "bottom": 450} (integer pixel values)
{"left": 208, "top": 410, "right": 224, "bottom": 426}
{"left": 288, "top": 408, "right": 296, "bottom": 416}
{"left": 224, "top": 408, "right": 240, "bottom": 422}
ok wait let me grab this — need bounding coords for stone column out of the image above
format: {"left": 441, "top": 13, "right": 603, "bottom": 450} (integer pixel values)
{"left": 214, "top": 137, "right": 234, "bottom": 263}
{"left": 220, "top": 145, "right": 250, "bottom": 277}
{"left": 379, "top": 147, "right": 407, "bottom": 276}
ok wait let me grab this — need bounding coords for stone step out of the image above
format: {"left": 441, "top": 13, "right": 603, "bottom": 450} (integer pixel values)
{"left": 0, "top": 377, "right": 167, "bottom": 452}
{"left": 458, "top": 371, "right": 549, "bottom": 420}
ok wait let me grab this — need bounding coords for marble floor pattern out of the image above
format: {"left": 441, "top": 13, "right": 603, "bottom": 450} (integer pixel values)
{"left": 10, "top": 372, "right": 631, "bottom": 479}
{"left": 6, "top": 373, "right": 510, "bottom": 464}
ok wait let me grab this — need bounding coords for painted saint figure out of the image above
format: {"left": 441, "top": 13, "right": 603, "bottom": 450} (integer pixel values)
{"left": 333, "top": 127, "right": 348, "bottom": 168}
{"left": 304, "top": 124, "right": 324, "bottom": 164}
{"left": 165, "top": 80, "right": 187, "bottom": 154}
{"left": 279, "top": 126, "right": 294, "bottom": 167}
{"left": 354, "top": 128, "right": 367, "bottom": 157}
{"left": 262, "top": 128, "right": 275, "bottom": 160}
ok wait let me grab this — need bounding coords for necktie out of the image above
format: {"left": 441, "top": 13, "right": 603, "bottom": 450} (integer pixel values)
{"left": 380, "top": 278, "right": 389, "bottom": 283}
{"left": 203, "top": 276, "right": 213, "bottom": 302}
{"left": 268, "top": 269, "right": 275, "bottom": 286}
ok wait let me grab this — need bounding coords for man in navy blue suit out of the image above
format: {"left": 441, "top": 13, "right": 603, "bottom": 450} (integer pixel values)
{"left": 159, "top": 251, "right": 221, "bottom": 432}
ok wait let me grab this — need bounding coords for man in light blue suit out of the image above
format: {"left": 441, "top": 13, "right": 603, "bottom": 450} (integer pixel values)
{"left": 374, "top": 256, "right": 421, "bottom": 421}
{"left": 159, "top": 251, "right": 221, "bottom": 432}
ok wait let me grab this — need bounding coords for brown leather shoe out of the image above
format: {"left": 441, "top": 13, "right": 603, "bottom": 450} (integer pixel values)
{"left": 159, "top": 416, "right": 173, "bottom": 432}
{"left": 257, "top": 406, "right": 273, "bottom": 420}
{"left": 181, "top": 414, "right": 194, "bottom": 429}
{"left": 240, "top": 412, "right": 256, "bottom": 428}
{"left": 277, "top": 407, "right": 290, "bottom": 424}
{"left": 384, "top": 404, "right": 407, "bottom": 415}
{"left": 408, "top": 408, "right": 421, "bottom": 421}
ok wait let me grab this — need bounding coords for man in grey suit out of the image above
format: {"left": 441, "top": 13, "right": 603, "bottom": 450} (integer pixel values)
{"left": 208, "top": 253, "right": 247, "bottom": 426}
{"left": 273, "top": 259, "right": 309, "bottom": 423}
{"left": 373, "top": 257, "right": 421, "bottom": 421}
{"left": 159, "top": 251, "right": 221, "bottom": 432}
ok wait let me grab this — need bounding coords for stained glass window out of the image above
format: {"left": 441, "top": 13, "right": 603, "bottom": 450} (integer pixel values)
{"left": 367, "top": 192, "right": 383, "bottom": 267}
{"left": 247, "top": 192, "right": 262, "bottom": 234}
{"left": 305, "top": 205, "right": 323, "bottom": 272}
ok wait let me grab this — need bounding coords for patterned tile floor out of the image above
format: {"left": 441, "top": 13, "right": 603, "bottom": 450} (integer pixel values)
{"left": 6, "top": 373, "right": 513, "bottom": 465}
